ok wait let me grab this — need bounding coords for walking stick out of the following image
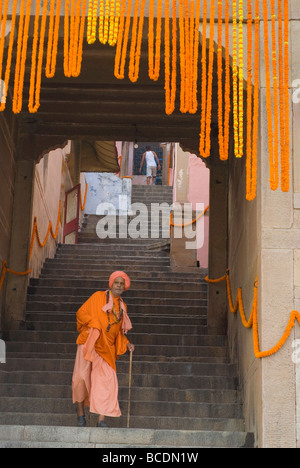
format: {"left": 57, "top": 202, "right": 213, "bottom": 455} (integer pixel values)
{"left": 127, "top": 350, "right": 133, "bottom": 428}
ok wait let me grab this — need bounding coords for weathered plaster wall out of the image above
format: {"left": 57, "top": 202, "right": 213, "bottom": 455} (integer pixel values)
{"left": 29, "top": 144, "right": 73, "bottom": 278}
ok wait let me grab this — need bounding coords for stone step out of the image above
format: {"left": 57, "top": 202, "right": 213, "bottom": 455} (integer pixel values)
{"left": 24, "top": 312, "right": 208, "bottom": 326}
{"left": 46, "top": 256, "right": 171, "bottom": 265}
{"left": 0, "top": 397, "right": 243, "bottom": 420}
{"left": 41, "top": 266, "right": 176, "bottom": 276}
{"left": 55, "top": 251, "right": 170, "bottom": 259}
{"left": 39, "top": 268, "right": 206, "bottom": 279}
{"left": 24, "top": 302, "right": 208, "bottom": 315}
{"left": 0, "top": 383, "right": 239, "bottom": 404}
{"left": 4, "top": 342, "right": 227, "bottom": 359}
{"left": 3, "top": 330, "right": 225, "bottom": 347}
{"left": 2, "top": 358, "right": 237, "bottom": 377}
{"left": 58, "top": 242, "right": 174, "bottom": 250}
{"left": 22, "top": 320, "right": 210, "bottom": 335}
{"left": 81, "top": 216, "right": 173, "bottom": 225}
{"left": 0, "top": 425, "right": 254, "bottom": 447}
{"left": 6, "top": 352, "right": 228, "bottom": 364}
{"left": 58, "top": 243, "right": 171, "bottom": 252}
{"left": 0, "top": 369, "right": 238, "bottom": 390}
{"left": 26, "top": 296, "right": 207, "bottom": 308}
{"left": 77, "top": 237, "right": 172, "bottom": 244}
{"left": 26, "top": 286, "right": 206, "bottom": 299}
{"left": 29, "top": 278, "right": 208, "bottom": 291}
{"left": 78, "top": 236, "right": 171, "bottom": 242}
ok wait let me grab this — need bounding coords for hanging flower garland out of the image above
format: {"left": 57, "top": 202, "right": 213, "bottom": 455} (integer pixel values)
{"left": 0, "top": 0, "right": 17, "bottom": 112}
{"left": 45, "top": 0, "right": 62, "bottom": 78}
{"left": 237, "top": 0, "right": 244, "bottom": 158}
{"left": 246, "top": 0, "right": 260, "bottom": 201}
{"left": 0, "top": 0, "right": 291, "bottom": 201}
{"left": 217, "top": 0, "right": 231, "bottom": 161}
{"left": 148, "top": 0, "right": 162, "bottom": 81}
{"left": 114, "top": 0, "right": 133, "bottom": 79}
{"left": 72, "top": 0, "right": 88, "bottom": 77}
{"left": 164, "top": 0, "right": 177, "bottom": 115}
{"left": 199, "top": 0, "right": 216, "bottom": 159}
{"left": 190, "top": 0, "right": 201, "bottom": 114}
{"left": 28, "top": 0, "right": 48, "bottom": 113}
{"left": 12, "top": 0, "right": 32, "bottom": 114}
{"left": 184, "top": 0, "right": 191, "bottom": 112}
{"left": 109, "top": 0, "right": 121, "bottom": 46}
{"left": 99, "top": 0, "right": 121, "bottom": 46}
{"left": 128, "top": 0, "right": 146, "bottom": 83}
{"left": 281, "top": 0, "right": 290, "bottom": 192}
{"left": 178, "top": 0, "right": 186, "bottom": 112}
{"left": 232, "top": 0, "right": 239, "bottom": 158}
{"left": 263, "top": 0, "right": 282, "bottom": 191}
{"left": 87, "top": 0, "right": 98, "bottom": 44}
{"left": 64, "top": 0, "right": 87, "bottom": 78}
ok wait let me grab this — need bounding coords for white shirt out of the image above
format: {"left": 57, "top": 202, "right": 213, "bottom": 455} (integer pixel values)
{"left": 145, "top": 151, "right": 157, "bottom": 167}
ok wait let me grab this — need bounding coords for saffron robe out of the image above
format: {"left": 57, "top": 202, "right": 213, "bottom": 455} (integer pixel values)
{"left": 72, "top": 291, "right": 131, "bottom": 417}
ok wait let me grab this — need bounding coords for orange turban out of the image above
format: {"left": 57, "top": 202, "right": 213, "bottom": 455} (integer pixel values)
{"left": 109, "top": 271, "right": 131, "bottom": 291}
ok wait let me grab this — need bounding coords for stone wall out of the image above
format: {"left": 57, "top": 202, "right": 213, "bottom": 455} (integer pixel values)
{"left": 0, "top": 111, "right": 17, "bottom": 330}
{"left": 227, "top": 137, "right": 260, "bottom": 446}
{"left": 227, "top": 1, "right": 300, "bottom": 447}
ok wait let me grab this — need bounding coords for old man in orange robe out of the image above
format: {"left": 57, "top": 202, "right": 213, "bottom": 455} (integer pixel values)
{"left": 72, "top": 271, "right": 135, "bottom": 427}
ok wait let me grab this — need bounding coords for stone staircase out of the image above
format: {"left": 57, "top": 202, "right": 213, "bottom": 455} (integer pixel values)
{"left": 0, "top": 185, "right": 254, "bottom": 448}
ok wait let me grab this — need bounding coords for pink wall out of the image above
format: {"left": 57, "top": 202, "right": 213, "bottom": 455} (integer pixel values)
{"left": 188, "top": 154, "right": 210, "bottom": 268}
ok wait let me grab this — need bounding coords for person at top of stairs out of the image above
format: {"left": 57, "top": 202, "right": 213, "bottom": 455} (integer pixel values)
{"left": 71, "top": 271, "right": 135, "bottom": 428}
{"left": 139, "top": 145, "right": 161, "bottom": 185}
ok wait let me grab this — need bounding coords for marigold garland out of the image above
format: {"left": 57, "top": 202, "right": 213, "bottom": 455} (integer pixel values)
{"left": 148, "top": 0, "right": 162, "bottom": 81}
{"left": 246, "top": 0, "right": 260, "bottom": 201}
{"left": 217, "top": 0, "right": 231, "bottom": 161}
{"left": 128, "top": 0, "right": 146, "bottom": 83}
{"left": 237, "top": 0, "right": 244, "bottom": 159}
{"left": 45, "top": 0, "right": 62, "bottom": 78}
{"left": 12, "top": 0, "right": 32, "bottom": 114}
{"left": 72, "top": 0, "right": 88, "bottom": 78}
{"left": 114, "top": 0, "right": 132, "bottom": 79}
{"left": 28, "top": 0, "right": 48, "bottom": 113}
{"left": 0, "top": 0, "right": 17, "bottom": 112}
{"left": 87, "top": 0, "right": 98, "bottom": 44}
{"left": 199, "top": 0, "right": 216, "bottom": 159}
{"left": 282, "top": 0, "right": 290, "bottom": 192}
{"left": 205, "top": 270, "right": 300, "bottom": 359}
{"left": 164, "top": 0, "right": 177, "bottom": 115}
{"left": 178, "top": 0, "right": 186, "bottom": 112}
{"left": 64, "top": 0, "right": 87, "bottom": 78}
{"left": 190, "top": 0, "right": 201, "bottom": 114}
{"left": 99, "top": 0, "right": 109, "bottom": 44}
{"left": 262, "top": 0, "right": 283, "bottom": 192}
{"left": 232, "top": 0, "right": 239, "bottom": 158}
{"left": 0, "top": 0, "right": 292, "bottom": 201}
{"left": 0, "top": 0, "right": 9, "bottom": 94}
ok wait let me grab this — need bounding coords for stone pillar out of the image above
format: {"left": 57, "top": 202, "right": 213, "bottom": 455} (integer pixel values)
{"left": 4, "top": 159, "right": 35, "bottom": 328}
{"left": 207, "top": 161, "right": 228, "bottom": 333}
{"left": 254, "top": 4, "right": 299, "bottom": 447}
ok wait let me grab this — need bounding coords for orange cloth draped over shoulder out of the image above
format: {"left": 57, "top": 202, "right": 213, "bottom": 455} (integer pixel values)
{"left": 76, "top": 291, "right": 131, "bottom": 372}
